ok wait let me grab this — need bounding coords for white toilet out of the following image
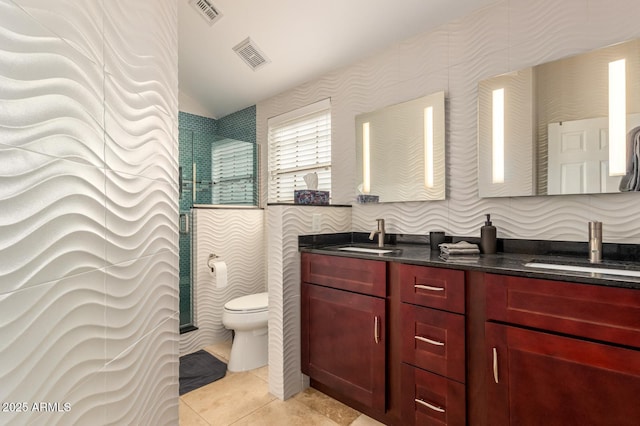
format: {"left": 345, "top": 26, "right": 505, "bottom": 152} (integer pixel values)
{"left": 222, "top": 292, "right": 269, "bottom": 372}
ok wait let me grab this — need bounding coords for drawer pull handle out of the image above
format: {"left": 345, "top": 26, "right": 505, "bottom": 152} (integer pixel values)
{"left": 493, "top": 347, "right": 499, "bottom": 384}
{"left": 415, "top": 398, "right": 445, "bottom": 413}
{"left": 415, "top": 335, "right": 445, "bottom": 346}
{"left": 374, "top": 316, "right": 380, "bottom": 344}
{"left": 415, "top": 284, "right": 445, "bottom": 292}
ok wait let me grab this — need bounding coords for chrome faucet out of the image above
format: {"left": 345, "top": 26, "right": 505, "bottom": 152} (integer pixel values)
{"left": 588, "top": 221, "right": 602, "bottom": 263}
{"left": 369, "top": 219, "right": 386, "bottom": 247}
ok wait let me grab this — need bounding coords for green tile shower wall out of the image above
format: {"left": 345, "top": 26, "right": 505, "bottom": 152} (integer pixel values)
{"left": 217, "top": 105, "right": 257, "bottom": 143}
{"left": 177, "top": 108, "right": 257, "bottom": 327}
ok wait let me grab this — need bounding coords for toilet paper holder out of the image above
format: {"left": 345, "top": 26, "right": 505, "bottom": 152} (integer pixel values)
{"left": 208, "top": 253, "right": 220, "bottom": 272}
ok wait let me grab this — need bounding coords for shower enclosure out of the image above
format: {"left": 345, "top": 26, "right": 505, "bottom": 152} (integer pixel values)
{"left": 178, "top": 129, "right": 257, "bottom": 332}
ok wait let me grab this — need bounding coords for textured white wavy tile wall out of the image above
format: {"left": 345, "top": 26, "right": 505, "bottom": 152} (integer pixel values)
{"left": 179, "top": 208, "right": 266, "bottom": 356}
{"left": 266, "top": 205, "right": 351, "bottom": 399}
{"left": 260, "top": 0, "right": 640, "bottom": 244}
{"left": 0, "top": 0, "right": 178, "bottom": 424}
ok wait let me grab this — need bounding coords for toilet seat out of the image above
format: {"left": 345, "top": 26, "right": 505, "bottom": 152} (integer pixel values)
{"left": 224, "top": 292, "right": 268, "bottom": 313}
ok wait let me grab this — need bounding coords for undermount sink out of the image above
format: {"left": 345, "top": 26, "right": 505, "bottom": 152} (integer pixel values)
{"left": 524, "top": 262, "right": 640, "bottom": 278}
{"left": 337, "top": 247, "right": 395, "bottom": 254}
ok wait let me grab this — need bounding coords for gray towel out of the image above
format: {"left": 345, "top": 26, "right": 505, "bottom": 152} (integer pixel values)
{"left": 439, "top": 241, "right": 480, "bottom": 255}
{"left": 619, "top": 126, "right": 640, "bottom": 192}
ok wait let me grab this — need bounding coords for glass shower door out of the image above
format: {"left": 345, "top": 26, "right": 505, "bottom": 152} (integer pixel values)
{"left": 178, "top": 130, "right": 195, "bottom": 331}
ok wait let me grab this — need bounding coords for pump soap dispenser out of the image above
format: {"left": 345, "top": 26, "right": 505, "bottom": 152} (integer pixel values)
{"left": 480, "top": 214, "right": 497, "bottom": 254}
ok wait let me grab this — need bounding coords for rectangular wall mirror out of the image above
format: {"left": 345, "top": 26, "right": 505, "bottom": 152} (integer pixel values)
{"left": 478, "top": 38, "right": 640, "bottom": 197}
{"left": 355, "top": 91, "right": 446, "bottom": 203}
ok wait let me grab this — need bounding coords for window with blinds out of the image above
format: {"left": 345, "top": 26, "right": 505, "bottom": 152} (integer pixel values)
{"left": 268, "top": 99, "right": 331, "bottom": 203}
{"left": 211, "top": 138, "right": 257, "bottom": 205}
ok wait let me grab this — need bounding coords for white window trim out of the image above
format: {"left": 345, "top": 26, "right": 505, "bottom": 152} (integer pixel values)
{"left": 267, "top": 99, "right": 331, "bottom": 203}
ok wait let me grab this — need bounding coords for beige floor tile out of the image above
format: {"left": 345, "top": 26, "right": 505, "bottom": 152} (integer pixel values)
{"left": 249, "top": 365, "right": 269, "bottom": 382}
{"left": 292, "top": 388, "right": 361, "bottom": 426}
{"left": 181, "top": 371, "right": 275, "bottom": 425}
{"left": 204, "top": 340, "right": 232, "bottom": 363}
{"left": 349, "top": 414, "right": 386, "bottom": 426}
{"left": 179, "top": 400, "right": 209, "bottom": 426}
{"left": 231, "top": 399, "right": 341, "bottom": 426}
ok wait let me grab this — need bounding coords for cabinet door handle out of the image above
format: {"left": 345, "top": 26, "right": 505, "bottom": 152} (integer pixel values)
{"left": 493, "top": 347, "right": 499, "bottom": 384}
{"left": 374, "top": 316, "right": 380, "bottom": 344}
{"left": 415, "top": 398, "right": 445, "bottom": 413}
{"left": 415, "top": 284, "right": 445, "bottom": 292}
{"left": 415, "top": 335, "right": 445, "bottom": 346}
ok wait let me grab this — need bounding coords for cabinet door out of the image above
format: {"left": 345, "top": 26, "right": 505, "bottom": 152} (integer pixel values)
{"left": 486, "top": 322, "right": 640, "bottom": 426}
{"left": 302, "top": 283, "right": 386, "bottom": 411}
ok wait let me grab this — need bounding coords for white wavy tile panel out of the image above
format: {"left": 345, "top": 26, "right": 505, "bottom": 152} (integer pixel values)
{"left": 11, "top": 0, "right": 105, "bottom": 65}
{"left": 106, "top": 250, "right": 178, "bottom": 360}
{"left": 267, "top": 206, "right": 351, "bottom": 400}
{"left": 104, "top": 316, "right": 178, "bottom": 426}
{"left": 0, "top": 147, "right": 106, "bottom": 293}
{"left": 0, "top": 270, "right": 106, "bottom": 425}
{"left": 180, "top": 208, "right": 265, "bottom": 356}
{"left": 104, "top": 74, "right": 178, "bottom": 184}
{"left": 448, "top": 0, "right": 508, "bottom": 67}
{"left": 0, "top": 1, "right": 104, "bottom": 166}
{"left": 508, "top": 0, "right": 590, "bottom": 67}
{"left": 105, "top": 170, "right": 177, "bottom": 265}
{"left": 0, "top": 0, "right": 178, "bottom": 424}
{"left": 104, "top": 0, "right": 178, "bottom": 118}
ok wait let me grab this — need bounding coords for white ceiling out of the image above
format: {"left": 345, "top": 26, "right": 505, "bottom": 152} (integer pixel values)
{"left": 178, "top": 0, "right": 497, "bottom": 119}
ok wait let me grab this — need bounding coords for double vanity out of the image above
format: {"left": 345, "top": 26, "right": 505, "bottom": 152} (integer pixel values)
{"left": 300, "top": 237, "right": 640, "bottom": 425}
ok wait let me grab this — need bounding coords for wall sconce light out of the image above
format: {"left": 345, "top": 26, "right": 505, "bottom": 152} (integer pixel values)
{"left": 363, "top": 122, "right": 371, "bottom": 193}
{"left": 424, "top": 106, "right": 434, "bottom": 188}
{"left": 609, "top": 59, "right": 626, "bottom": 176}
{"left": 492, "top": 88, "right": 505, "bottom": 184}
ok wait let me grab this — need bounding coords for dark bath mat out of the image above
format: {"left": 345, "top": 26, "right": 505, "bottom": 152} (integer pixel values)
{"left": 179, "top": 349, "right": 227, "bottom": 395}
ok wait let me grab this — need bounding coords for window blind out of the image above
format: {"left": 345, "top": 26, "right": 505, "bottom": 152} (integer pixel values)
{"left": 211, "top": 139, "right": 257, "bottom": 205}
{"left": 268, "top": 99, "right": 331, "bottom": 203}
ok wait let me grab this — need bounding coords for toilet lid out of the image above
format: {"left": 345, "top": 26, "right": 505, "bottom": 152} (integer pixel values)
{"left": 224, "top": 292, "right": 268, "bottom": 312}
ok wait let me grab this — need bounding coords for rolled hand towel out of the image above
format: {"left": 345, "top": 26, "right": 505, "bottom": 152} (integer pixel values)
{"left": 439, "top": 241, "right": 480, "bottom": 255}
{"left": 439, "top": 253, "right": 479, "bottom": 263}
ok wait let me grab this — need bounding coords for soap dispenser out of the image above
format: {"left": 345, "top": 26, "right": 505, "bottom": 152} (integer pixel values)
{"left": 480, "top": 214, "right": 497, "bottom": 254}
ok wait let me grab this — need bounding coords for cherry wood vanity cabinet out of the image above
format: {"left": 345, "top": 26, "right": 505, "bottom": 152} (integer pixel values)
{"left": 301, "top": 253, "right": 388, "bottom": 419}
{"left": 485, "top": 274, "right": 640, "bottom": 426}
{"left": 394, "top": 263, "right": 467, "bottom": 426}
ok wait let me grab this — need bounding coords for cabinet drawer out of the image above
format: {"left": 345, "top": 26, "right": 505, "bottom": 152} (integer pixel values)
{"left": 401, "top": 364, "right": 465, "bottom": 426}
{"left": 401, "top": 304, "right": 465, "bottom": 383}
{"left": 394, "top": 263, "right": 465, "bottom": 313}
{"left": 301, "top": 252, "right": 386, "bottom": 297}
{"left": 486, "top": 274, "right": 640, "bottom": 348}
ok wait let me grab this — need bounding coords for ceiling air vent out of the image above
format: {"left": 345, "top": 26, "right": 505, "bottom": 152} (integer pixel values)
{"left": 189, "top": 0, "right": 222, "bottom": 26}
{"left": 233, "top": 37, "right": 270, "bottom": 71}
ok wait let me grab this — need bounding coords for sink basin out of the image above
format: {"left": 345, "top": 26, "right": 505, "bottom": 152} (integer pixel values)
{"left": 337, "top": 247, "right": 394, "bottom": 254}
{"left": 524, "top": 262, "right": 640, "bottom": 278}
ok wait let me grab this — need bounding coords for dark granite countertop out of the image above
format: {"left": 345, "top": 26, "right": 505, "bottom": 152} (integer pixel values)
{"left": 300, "top": 235, "right": 640, "bottom": 290}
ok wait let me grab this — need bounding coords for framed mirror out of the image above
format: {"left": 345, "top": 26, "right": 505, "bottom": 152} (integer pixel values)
{"left": 355, "top": 91, "right": 446, "bottom": 203}
{"left": 478, "top": 38, "right": 640, "bottom": 197}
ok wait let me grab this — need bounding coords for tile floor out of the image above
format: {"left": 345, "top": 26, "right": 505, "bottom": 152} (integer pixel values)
{"left": 180, "top": 341, "right": 386, "bottom": 426}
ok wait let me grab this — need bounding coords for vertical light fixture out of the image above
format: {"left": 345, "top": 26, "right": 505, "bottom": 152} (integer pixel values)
{"left": 492, "top": 88, "right": 505, "bottom": 184}
{"left": 424, "top": 106, "right": 434, "bottom": 188}
{"left": 609, "top": 58, "right": 626, "bottom": 176}
{"left": 363, "top": 122, "right": 371, "bottom": 193}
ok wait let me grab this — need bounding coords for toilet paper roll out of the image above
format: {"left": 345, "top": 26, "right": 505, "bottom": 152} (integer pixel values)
{"left": 207, "top": 259, "right": 227, "bottom": 288}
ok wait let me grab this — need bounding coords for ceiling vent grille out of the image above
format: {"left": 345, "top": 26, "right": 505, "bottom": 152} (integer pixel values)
{"left": 189, "top": 0, "right": 222, "bottom": 26}
{"left": 233, "top": 37, "right": 270, "bottom": 71}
